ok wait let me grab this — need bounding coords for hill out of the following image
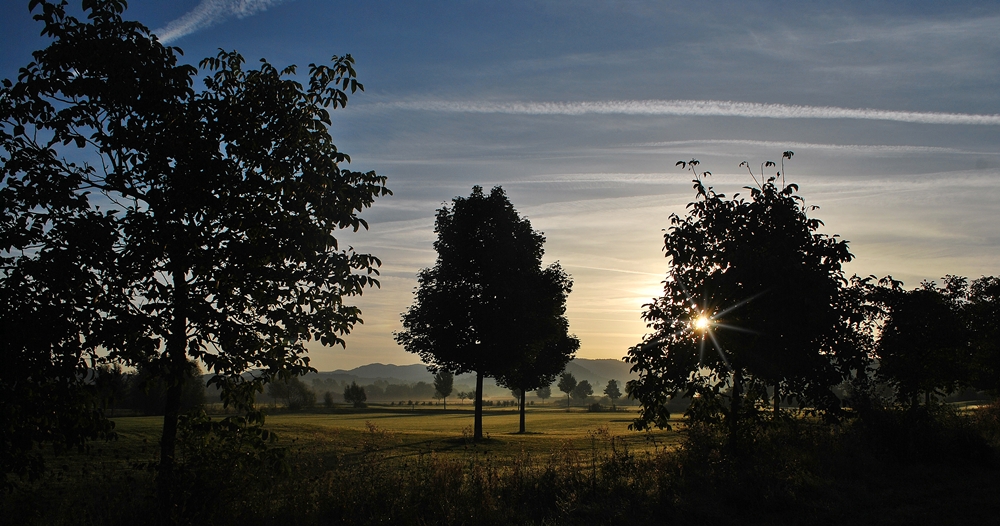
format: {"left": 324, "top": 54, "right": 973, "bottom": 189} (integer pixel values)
{"left": 310, "top": 358, "right": 636, "bottom": 398}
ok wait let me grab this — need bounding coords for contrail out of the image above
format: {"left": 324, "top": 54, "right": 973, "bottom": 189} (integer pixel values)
{"left": 153, "top": 0, "right": 291, "bottom": 44}
{"left": 378, "top": 99, "right": 1000, "bottom": 126}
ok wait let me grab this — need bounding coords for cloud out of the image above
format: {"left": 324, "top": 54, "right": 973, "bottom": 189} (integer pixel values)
{"left": 377, "top": 99, "right": 1000, "bottom": 126}
{"left": 153, "top": 0, "right": 290, "bottom": 44}
{"left": 621, "top": 139, "right": 994, "bottom": 155}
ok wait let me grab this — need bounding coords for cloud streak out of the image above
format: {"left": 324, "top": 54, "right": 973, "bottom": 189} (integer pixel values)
{"left": 378, "top": 99, "right": 1000, "bottom": 126}
{"left": 153, "top": 0, "right": 290, "bottom": 44}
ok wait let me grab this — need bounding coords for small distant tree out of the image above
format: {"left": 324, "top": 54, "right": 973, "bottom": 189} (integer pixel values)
{"left": 433, "top": 371, "right": 455, "bottom": 410}
{"left": 343, "top": 381, "right": 367, "bottom": 408}
{"left": 558, "top": 373, "right": 577, "bottom": 410}
{"left": 323, "top": 391, "right": 335, "bottom": 409}
{"left": 535, "top": 385, "right": 552, "bottom": 404}
{"left": 572, "top": 380, "right": 593, "bottom": 403}
{"left": 267, "top": 376, "right": 315, "bottom": 410}
{"left": 604, "top": 379, "right": 622, "bottom": 410}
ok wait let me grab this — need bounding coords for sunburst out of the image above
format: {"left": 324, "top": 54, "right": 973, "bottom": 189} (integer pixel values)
{"left": 670, "top": 271, "right": 765, "bottom": 372}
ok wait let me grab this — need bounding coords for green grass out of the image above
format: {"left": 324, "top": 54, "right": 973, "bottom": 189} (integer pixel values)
{"left": 111, "top": 405, "right": 681, "bottom": 466}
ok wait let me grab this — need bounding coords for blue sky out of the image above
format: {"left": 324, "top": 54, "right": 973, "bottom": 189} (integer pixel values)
{"left": 5, "top": 0, "right": 1000, "bottom": 370}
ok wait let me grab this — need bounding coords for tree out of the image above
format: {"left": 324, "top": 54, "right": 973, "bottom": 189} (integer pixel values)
{"left": 535, "top": 385, "right": 552, "bottom": 404}
{"left": 876, "top": 277, "right": 972, "bottom": 405}
{"left": 0, "top": 0, "right": 388, "bottom": 490}
{"left": 572, "top": 380, "right": 594, "bottom": 403}
{"left": 558, "top": 373, "right": 577, "bottom": 410}
{"left": 625, "top": 156, "right": 860, "bottom": 442}
{"left": 604, "top": 379, "right": 622, "bottom": 410}
{"left": 968, "top": 276, "right": 1000, "bottom": 396}
{"left": 343, "top": 381, "right": 367, "bottom": 408}
{"left": 267, "top": 376, "right": 316, "bottom": 410}
{"left": 433, "top": 370, "right": 454, "bottom": 410}
{"left": 395, "top": 186, "right": 577, "bottom": 439}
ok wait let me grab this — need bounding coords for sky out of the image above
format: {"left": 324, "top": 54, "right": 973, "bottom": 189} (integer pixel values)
{"left": 4, "top": 0, "right": 1000, "bottom": 371}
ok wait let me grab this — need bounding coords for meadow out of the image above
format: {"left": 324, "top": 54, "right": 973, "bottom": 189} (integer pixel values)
{"left": 5, "top": 401, "right": 1000, "bottom": 525}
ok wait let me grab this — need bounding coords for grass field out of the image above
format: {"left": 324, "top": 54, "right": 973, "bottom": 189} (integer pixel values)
{"left": 110, "top": 405, "right": 682, "bottom": 466}
{"left": 8, "top": 402, "right": 1000, "bottom": 525}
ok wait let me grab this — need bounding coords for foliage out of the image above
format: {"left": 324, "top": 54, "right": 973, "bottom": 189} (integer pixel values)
{"left": 558, "top": 373, "right": 577, "bottom": 409}
{"left": 267, "top": 376, "right": 316, "bottom": 411}
{"left": 121, "top": 361, "right": 206, "bottom": 416}
{"left": 433, "top": 370, "right": 454, "bottom": 409}
{"left": 874, "top": 276, "right": 972, "bottom": 404}
{"left": 604, "top": 380, "right": 622, "bottom": 409}
{"left": 625, "top": 155, "right": 860, "bottom": 436}
{"left": 572, "top": 380, "right": 594, "bottom": 401}
{"left": 395, "top": 186, "right": 578, "bottom": 438}
{"left": 0, "top": 0, "right": 388, "bottom": 484}
{"left": 967, "top": 276, "right": 1000, "bottom": 395}
{"left": 535, "top": 385, "right": 552, "bottom": 403}
{"left": 344, "top": 381, "right": 368, "bottom": 408}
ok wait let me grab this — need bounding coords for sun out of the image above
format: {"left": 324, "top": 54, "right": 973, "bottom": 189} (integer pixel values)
{"left": 692, "top": 315, "right": 711, "bottom": 332}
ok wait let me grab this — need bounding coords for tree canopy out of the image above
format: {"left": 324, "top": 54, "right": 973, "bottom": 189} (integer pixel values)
{"left": 395, "top": 186, "right": 577, "bottom": 438}
{"left": 625, "top": 157, "right": 861, "bottom": 435}
{"left": 1, "top": 0, "right": 388, "bottom": 486}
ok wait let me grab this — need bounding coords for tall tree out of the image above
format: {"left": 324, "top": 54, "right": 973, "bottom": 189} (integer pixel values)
{"left": 558, "top": 373, "right": 577, "bottom": 410}
{"left": 625, "top": 156, "right": 860, "bottom": 441}
{"left": 395, "top": 186, "right": 577, "bottom": 439}
{"left": 495, "top": 261, "right": 578, "bottom": 433}
{"left": 433, "top": 370, "right": 454, "bottom": 410}
{"left": 572, "top": 380, "right": 594, "bottom": 403}
{"left": 0, "top": 0, "right": 388, "bottom": 491}
{"left": 604, "top": 379, "right": 622, "bottom": 410}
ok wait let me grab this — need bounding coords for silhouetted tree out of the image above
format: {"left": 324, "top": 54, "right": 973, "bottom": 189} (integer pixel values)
{"left": 267, "top": 376, "right": 316, "bottom": 410}
{"left": 535, "top": 385, "right": 552, "bottom": 404}
{"left": 433, "top": 371, "right": 454, "bottom": 410}
{"left": 626, "top": 156, "right": 861, "bottom": 444}
{"left": 495, "top": 260, "right": 578, "bottom": 432}
{"left": 968, "top": 276, "right": 1000, "bottom": 396}
{"left": 572, "top": 380, "right": 594, "bottom": 403}
{"left": 396, "top": 186, "right": 576, "bottom": 439}
{"left": 604, "top": 379, "right": 622, "bottom": 410}
{"left": 0, "top": 0, "right": 388, "bottom": 491}
{"left": 344, "top": 382, "right": 367, "bottom": 408}
{"left": 124, "top": 362, "right": 207, "bottom": 416}
{"left": 558, "top": 373, "right": 577, "bottom": 410}
{"left": 323, "top": 391, "right": 335, "bottom": 409}
{"left": 876, "top": 276, "right": 972, "bottom": 405}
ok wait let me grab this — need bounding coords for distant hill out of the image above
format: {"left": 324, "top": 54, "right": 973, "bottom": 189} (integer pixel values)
{"left": 313, "top": 357, "right": 636, "bottom": 397}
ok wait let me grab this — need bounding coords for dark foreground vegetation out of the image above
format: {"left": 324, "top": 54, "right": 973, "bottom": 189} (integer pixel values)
{"left": 4, "top": 401, "right": 999, "bottom": 525}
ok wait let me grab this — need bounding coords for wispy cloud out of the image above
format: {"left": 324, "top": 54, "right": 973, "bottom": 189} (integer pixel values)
{"left": 153, "top": 0, "right": 290, "bottom": 44}
{"left": 378, "top": 99, "right": 1000, "bottom": 126}
{"left": 622, "top": 139, "right": 995, "bottom": 155}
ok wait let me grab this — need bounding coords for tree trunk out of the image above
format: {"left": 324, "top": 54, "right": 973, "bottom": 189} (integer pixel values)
{"left": 518, "top": 389, "right": 526, "bottom": 434}
{"left": 159, "top": 262, "right": 189, "bottom": 509}
{"left": 443, "top": 396, "right": 446, "bottom": 411}
{"left": 474, "top": 371, "right": 484, "bottom": 440}
{"left": 729, "top": 368, "right": 743, "bottom": 451}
